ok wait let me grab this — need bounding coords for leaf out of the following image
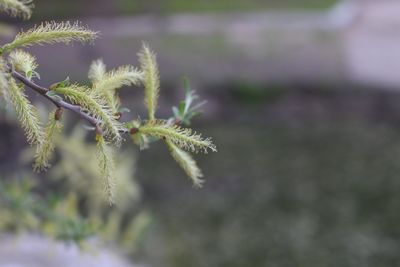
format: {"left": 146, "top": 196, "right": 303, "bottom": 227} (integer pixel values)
{"left": 131, "top": 131, "right": 149, "bottom": 150}
{"left": 45, "top": 91, "right": 63, "bottom": 102}
{"left": 58, "top": 76, "right": 70, "bottom": 88}
{"left": 119, "top": 107, "right": 130, "bottom": 114}
{"left": 172, "top": 78, "right": 206, "bottom": 125}
{"left": 82, "top": 124, "right": 95, "bottom": 131}
{"left": 172, "top": 106, "right": 180, "bottom": 119}
{"left": 49, "top": 76, "right": 70, "bottom": 90}
{"left": 129, "top": 119, "right": 149, "bottom": 150}
{"left": 178, "top": 101, "right": 186, "bottom": 115}
{"left": 138, "top": 43, "right": 160, "bottom": 120}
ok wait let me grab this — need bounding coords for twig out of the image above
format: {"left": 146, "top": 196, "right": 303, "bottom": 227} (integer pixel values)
{"left": 11, "top": 70, "right": 128, "bottom": 133}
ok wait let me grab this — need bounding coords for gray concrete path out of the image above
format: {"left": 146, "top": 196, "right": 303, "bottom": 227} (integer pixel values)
{"left": 0, "top": 234, "right": 143, "bottom": 267}
{"left": 27, "top": 2, "right": 351, "bottom": 86}
{"left": 20, "top": 0, "right": 400, "bottom": 89}
{"left": 345, "top": 0, "right": 400, "bottom": 88}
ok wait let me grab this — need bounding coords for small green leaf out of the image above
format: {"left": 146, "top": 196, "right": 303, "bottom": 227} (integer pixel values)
{"left": 132, "top": 132, "right": 150, "bottom": 150}
{"left": 46, "top": 91, "right": 56, "bottom": 97}
{"left": 26, "top": 70, "right": 32, "bottom": 79}
{"left": 45, "top": 91, "right": 63, "bottom": 102}
{"left": 58, "top": 77, "right": 70, "bottom": 88}
{"left": 119, "top": 107, "right": 131, "bottom": 113}
{"left": 82, "top": 125, "right": 95, "bottom": 131}
{"left": 178, "top": 101, "right": 186, "bottom": 115}
{"left": 49, "top": 77, "right": 70, "bottom": 90}
{"left": 172, "top": 106, "right": 180, "bottom": 118}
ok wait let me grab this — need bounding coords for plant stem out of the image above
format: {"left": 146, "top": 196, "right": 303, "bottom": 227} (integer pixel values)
{"left": 11, "top": 70, "right": 128, "bottom": 133}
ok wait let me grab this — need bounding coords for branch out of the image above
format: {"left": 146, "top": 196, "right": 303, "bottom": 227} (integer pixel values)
{"left": 11, "top": 70, "right": 128, "bottom": 133}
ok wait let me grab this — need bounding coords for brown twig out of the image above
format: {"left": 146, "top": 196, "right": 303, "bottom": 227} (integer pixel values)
{"left": 11, "top": 70, "right": 128, "bottom": 133}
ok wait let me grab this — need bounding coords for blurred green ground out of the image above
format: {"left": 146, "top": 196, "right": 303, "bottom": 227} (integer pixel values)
{"left": 133, "top": 87, "right": 400, "bottom": 267}
{"left": 2, "top": 78, "right": 400, "bottom": 266}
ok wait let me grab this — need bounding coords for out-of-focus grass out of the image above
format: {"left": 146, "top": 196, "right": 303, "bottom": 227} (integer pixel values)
{"left": 137, "top": 117, "right": 400, "bottom": 267}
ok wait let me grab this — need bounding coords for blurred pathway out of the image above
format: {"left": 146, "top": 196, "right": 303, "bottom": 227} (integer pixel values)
{"left": 0, "top": 234, "right": 142, "bottom": 267}
{"left": 345, "top": 0, "right": 400, "bottom": 88}
{"left": 21, "top": 0, "right": 400, "bottom": 89}
{"left": 27, "top": 2, "right": 352, "bottom": 86}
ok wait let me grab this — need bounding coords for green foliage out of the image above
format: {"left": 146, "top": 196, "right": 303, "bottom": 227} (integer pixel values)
{"left": 129, "top": 118, "right": 150, "bottom": 150}
{"left": 0, "top": 179, "right": 97, "bottom": 243}
{"left": 0, "top": 0, "right": 216, "bottom": 214}
{"left": 50, "top": 127, "right": 140, "bottom": 211}
{"left": 172, "top": 78, "right": 206, "bottom": 126}
{"left": 17, "top": 124, "right": 148, "bottom": 248}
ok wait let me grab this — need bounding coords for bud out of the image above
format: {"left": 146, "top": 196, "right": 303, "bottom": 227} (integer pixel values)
{"left": 174, "top": 118, "right": 181, "bottom": 125}
{"left": 130, "top": 127, "right": 139, "bottom": 135}
{"left": 54, "top": 108, "right": 63, "bottom": 121}
{"left": 115, "top": 112, "right": 122, "bottom": 120}
{"left": 95, "top": 125, "right": 103, "bottom": 135}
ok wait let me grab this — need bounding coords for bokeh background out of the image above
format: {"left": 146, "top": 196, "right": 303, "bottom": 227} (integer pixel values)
{"left": 2, "top": 0, "right": 400, "bottom": 266}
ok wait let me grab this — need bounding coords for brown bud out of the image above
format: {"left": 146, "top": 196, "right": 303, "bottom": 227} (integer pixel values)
{"left": 95, "top": 125, "right": 103, "bottom": 135}
{"left": 115, "top": 112, "right": 122, "bottom": 120}
{"left": 130, "top": 127, "right": 139, "bottom": 135}
{"left": 174, "top": 118, "right": 181, "bottom": 126}
{"left": 54, "top": 108, "right": 63, "bottom": 121}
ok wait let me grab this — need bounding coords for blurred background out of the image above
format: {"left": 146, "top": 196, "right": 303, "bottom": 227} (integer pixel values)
{"left": 2, "top": 0, "right": 400, "bottom": 266}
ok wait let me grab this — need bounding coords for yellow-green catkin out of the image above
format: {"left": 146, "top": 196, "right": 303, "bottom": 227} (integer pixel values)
{"left": 165, "top": 139, "right": 204, "bottom": 187}
{"left": 2, "top": 21, "right": 98, "bottom": 53}
{"left": 96, "top": 134, "right": 116, "bottom": 204}
{"left": 138, "top": 43, "right": 160, "bottom": 120}
{"left": 34, "top": 109, "right": 63, "bottom": 172}
{"left": 140, "top": 120, "right": 217, "bottom": 153}
{"left": 8, "top": 78, "right": 43, "bottom": 145}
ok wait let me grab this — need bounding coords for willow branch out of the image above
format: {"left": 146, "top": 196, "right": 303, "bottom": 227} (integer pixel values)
{"left": 11, "top": 70, "right": 128, "bottom": 133}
